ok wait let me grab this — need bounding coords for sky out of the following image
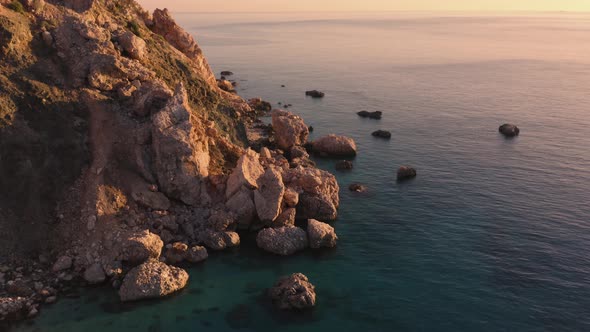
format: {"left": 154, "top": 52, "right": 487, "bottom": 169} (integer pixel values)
{"left": 138, "top": 0, "right": 590, "bottom": 12}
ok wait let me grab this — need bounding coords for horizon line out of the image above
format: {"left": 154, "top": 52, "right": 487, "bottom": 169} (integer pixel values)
{"left": 169, "top": 9, "right": 590, "bottom": 14}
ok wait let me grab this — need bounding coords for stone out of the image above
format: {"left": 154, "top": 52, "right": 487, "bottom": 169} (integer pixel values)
{"left": 269, "top": 273, "right": 316, "bottom": 310}
{"left": 248, "top": 98, "right": 272, "bottom": 113}
{"left": 202, "top": 230, "right": 240, "bottom": 251}
{"left": 290, "top": 146, "right": 309, "bottom": 159}
{"left": 283, "top": 188, "right": 299, "bottom": 207}
{"left": 41, "top": 30, "right": 53, "bottom": 47}
{"left": 86, "top": 215, "right": 97, "bottom": 230}
{"left": 0, "top": 297, "right": 28, "bottom": 321}
{"left": 348, "top": 183, "right": 367, "bottom": 192}
{"left": 226, "top": 149, "right": 264, "bottom": 199}
{"left": 220, "top": 71, "right": 234, "bottom": 76}
{"left": 271, "top": 109, "right": 309, "bottom": 151}
{"left": 119, "top": 261, "right": 189, "bottom": 302}
{"left": 116, "top": 30, "right": 147, "bottom": 60}
{"left": 83, "top": 263, "right": 106, "bottom": 284}
{"left": 285, "top": 167, "right": 340, "bottom": 221}
{"left": 207, "top": 209, "right": 237, "bottom": 232}
{"left": 225, "top": 188, "right": 256, "bottom": 229}
{"left": 131, "top": 190, "right": 171, "bottom": 210}
{"left": 274, "top": 208, "right": 296, "bottom": 228}
{"left": 186, "top": 246, "right": 208, "bottom": 263}
{"left": 307, "top": 219, "right": 338, "bottom": 249}
{"left": 371, "top": 130, "right": 391, "bottom": 139}
{"left": 217, "top": 79, "right": 235, "bottom": 92}
{"left": 52, "top": 255, "right": 72, "bottom": 272}
{"left": 118, "top": 230, "right": 163, "bottom": 265}
{"left": 305, "top": 90, "right": 325, "bottom": 98}
{"left": 335, "top": 160, "right": 353, "bottom": 171}
{"left": 165, "top": 242, "right": 188, "bottom": 264}
{"left": 397, "top": 166, "right": 417, "bottom": 181}
{"left": 6, "top": 280, "right": 34, "bottom": 297}
{"left": 499, "top": 123, "right": 520, "bottom": 137}
{"left": 254, "top": 167, "right": 285, "bottom": 222}
{"left": 256, "top": 227, "right": 308, "bottom": 255}
{"left": 312, "top": 134, "right": 357, "bottom": 157}
{"left": 357, "top": 110, "right": 382, "bottom": 119}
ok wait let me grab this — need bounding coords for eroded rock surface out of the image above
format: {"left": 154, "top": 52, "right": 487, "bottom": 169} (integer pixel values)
{"left": 269, "top": 273, "right": 316, "bottom": 310}
{"left": 119, "top": 261, "right": 189, "bottom": 302}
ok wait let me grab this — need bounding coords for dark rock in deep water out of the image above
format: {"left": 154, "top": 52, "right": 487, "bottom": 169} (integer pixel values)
{"left": 371, "top": 130, "right": 391, "bottom": 139}
{"left": 305, "top": 90, "right": 325, "bottom": 98}
{"left": 269, "top": 273, "right": 316, "bottom": 310}
{"left": 220, "top": 71, "right": 234, "bottom": 76}
{"left": 357, "top": 111, "right": 382, "bottom": 119}
{"left": 397, "top": 166, "right": 417, "bottom": 181}
{"left": 499, "top": 124, "right": 520, "bottom": 137}
{"left": 335, "top": 160, "right": 353, "bottom": 171}
{"left": 348, "top": 183, "right": 367, "bottom": 193}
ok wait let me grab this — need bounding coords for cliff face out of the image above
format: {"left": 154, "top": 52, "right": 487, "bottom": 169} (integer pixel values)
{"left": 0, "top": 0, "right": 250, "bottom": 258}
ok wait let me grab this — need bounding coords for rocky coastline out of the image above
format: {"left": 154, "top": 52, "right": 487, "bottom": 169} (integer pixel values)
{"left": 0, "top": 0, "right": 355, "bottom": 325}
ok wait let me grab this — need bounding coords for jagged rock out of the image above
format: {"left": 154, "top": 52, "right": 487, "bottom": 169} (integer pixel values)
{"left": 217, "top": 79, "right": 235, "bottom": 92}
{"left": 271, "top": 109, "right": 309, "bottom": 151}
{"left": 0, "top": 297, "right": 28, "bottom": 321}
{"left": 312, "top": 134, "right": 357, "bottom": 157}
{"left": 52, "top": 255, "right": 72, "bottom": 272}
{"left": 260, "top": 147, "right": 272, "bottom": 159}
{"left": 284, "top": 166, "right": 339, "bottom": 221}
{"left": 152, "top": 84, "right": 210, "bottom": 206}
{"left": 254, "top": 167, "right": 285, "bottom": 222}
{"left": 207, "top": 209, "right": 237, "bottom": 232}
{"left": 307, "top": 219, "right": 338, "bottom": 249}
{"left": 256, "top": 226, "right": 307, "bottom": 255}
{"left": 201, "top": 230, "right": 240, "bottom": 251}
{"left": 248, "top": 97, "right": 272, "bottom": 113}
{"left": 290, "top": 146, "right": 309, "bottom": 159}
{"left": 131, "top": 80, "right": 173, "bottom": 117}
{"left": 131, "top": 190, "right": 171, "bottom": 210}
{"left": 115, "top": 30, "right": 147, "bottom": 60}
{"left": 397, "top": 166, "right": 417, "bottom": 181}
{"left": 305, "top": 90, "right": 325, "bottom": 98}
{"left": 499, "top": 124, "right": 520, "bottom": 137}
{"left": 118, "top": 230, "right": 163, "bottom": 265}
{"left": 274, "top": 208, "right": 296, "bottom": 228}
{"left": 83, "top": 263, "right": 106, "bottom": 284}
{"left": 119, "top": 261, "right": 189, "bottom": 302}
{"left": 186, "top": 245, "right": 208, "bottom": 263}
{"left": 283, "top": 188, "right": 299, "bottom": 207}
{"left": 226, "top": 149, "right": 264, "bottom": 198}
{"left": 335, "top": 160, "right": 353, "bottom": 170}
{"left": 372, "top": 130, "right": 391, "bottom": 139}
{"left": 225, "top": 188, "right": 256, "bottom": 229}
{"left": 165, "top": 242, "right": 188, "bottom": 264}
{"left": 269, "top": 273, "right": 316, "bottom": 310}
{"left": 357, "top": 110, "right": 382, "bottom": 119}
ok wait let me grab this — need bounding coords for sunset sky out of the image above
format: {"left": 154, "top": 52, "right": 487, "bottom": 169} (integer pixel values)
{"left": 138, "top": 0, "right": 590, "bottom": 12}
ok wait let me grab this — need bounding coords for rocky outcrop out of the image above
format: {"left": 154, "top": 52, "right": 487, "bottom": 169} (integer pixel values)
{"left": 151, "top": 84, "right": 210, "bottom": 206}
{"left": 217, "top": 79, "right": 235, "bottom": 93}
{"left": 271, "top": 109, "right": 309, "bottom": 151}
{"left": 312, "top": 134, "right": 357, "bottom": 157}
{"left": 499, "top": 124, "right": 520, "bottom": 137}
{"left": 114, "top": 30, "right": 147, "bottom": 60}
{"left": 201, "top": 230, "right": 240, "bottom": 251}
{"left": 226, "top": 149, "right": 264, "bottom": 199}
{"left": 225, "top": 187, "right": 256, "bottom": 228}
{"left": 0, "top": 297, "right": 29, "bottom": 321}
{"left": 117, "top": 230, "right": 163, "bottom": 265}
{"left": 83, "top": 263, "right": 106, "bottom": 284}
{"left": 269, "top": 273, "right": 316, "bottom": 310}
{"left": 307, "top": 219, "right": 338, "bottom": 249}
{"left": 284, "top": 166, "right": 339, "bottom": 221}
{"left": 119, "top": 261, "right": 189, "bottom": 302}
{"left": 357, "top": 110, "right": 382, "bottom": 119}
{"left": 186, "top": 245, "right": 208, "bottom": 263}
{"left": 131, "top": 190, "right": 171, "bottom": 210}
{"left": 372, "top": 130, "right": 391, "bottom": 139}
{"left": 397, "top": 166, "right": 417, "bottom": 181}
{"left": 254, "top": 167, "right": 285, "bottom": 223}
{"left": 256, "top": 227, "right": 308, "bottom": 255}
{"left": 349, "top": 183, "right": 367, "bottom": 193}
{"left": 305, "top": 90, "right": 325, "bottom": 98}
{"left": 335, "top": 160, "right": 353, "bottom": 170}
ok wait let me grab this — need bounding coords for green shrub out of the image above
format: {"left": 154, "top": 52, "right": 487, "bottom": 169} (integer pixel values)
{"left": 127, "top": 21, "right": 141, "bottom": 37}
{"left": 7, "top": 0, "right": 26, "bottom": 14}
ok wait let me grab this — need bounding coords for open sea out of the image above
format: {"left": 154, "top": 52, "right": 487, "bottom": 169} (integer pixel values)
{"left": 13, "top": 11, "right": 590, "bottom": 332}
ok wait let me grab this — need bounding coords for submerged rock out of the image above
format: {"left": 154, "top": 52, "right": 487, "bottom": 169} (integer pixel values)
{"left": 499, "top": 124, "right": 520, "bottom": 137}
{"left": 269, "top": 273, "right": 316, "bottom": 310}
{"left": 357, "top": 110, "right": 382, "bottom": 119}
{"left": 348, "top": 183, "right": 367, "bottom": 193}
{"left": 305, "top": 90, "right": 325, "bottom": 98}
{"left": 397, "top": 166, "right": 417, "bottom": 181}
{"left": 335, "top": 160, "right": 353, "bottom": 171}
{"left": 119, "top": 261, "right": 189, "bottom": 302}
{"left": 256, "top": 227, "right": 308, "bottom": 255}
{"left": 307, "top": 219, "right": 338, "bottom": 249}
{"left": 312, "top": 134, "right": 357, "bottom": 157}
{"left": 371, "top": 130, "right": 391, "bottom": 139}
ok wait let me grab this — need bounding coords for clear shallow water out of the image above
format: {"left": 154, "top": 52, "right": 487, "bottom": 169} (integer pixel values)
{"left": 13, "top": 12, "right": 590, "bottom": 332}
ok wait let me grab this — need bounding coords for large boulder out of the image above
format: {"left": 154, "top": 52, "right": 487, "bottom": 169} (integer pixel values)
{"left": 131, "top": 190, "right": 171, "bottom": 210}
{"left": 186, "top": 245, "right": 208, "bottom": 263}
{"left": 165, "top": 242, "right": 189, "bottom": 264}
{"left": 115, "top": 30, "right": 147, "bottom": 60}
{"left": 357, "top": 110, "right": 382, "bottom": 119}
{"left": 254, "top": 167, "right": 285, "bottom": 223}
{"left": 52, "top": 255, "right": 73, "bottom": 272}
{"left": 269, "top": 273, "right": 316, "bottom": 310}
{"left": 83, "top": 263, "right": 106, "bottom": 284}
{"left": 256, "top": 226, "right": 308, "bottom": 255}
{"left": 152, "top": 84, "right": 210, "bottom": 206}
{"left": 119, "top": 261, "right": 189, "bottom": 302}
{"left": 271, "top": 109, "right": 309, "bottom": 151}
{"left": 118, "top": 230, "right": 163, "bottom": 265}
{"left": 201, "top": 230, "right": 240, "bottom": 251}
{"left": 312, "top": 134, "right": 357, "bottom": 157}
{"left": 307, "top": 219, "right": 338, "bottom": 249}
{"left": 226, "top": 149, "right": 264, "bottom": 199}
{"left": 284, "top": 167, "right": 340, "bottom": 221}
{"left": 499, "top": 124, "right": 520, "bottom": 137}
{"left": 225, "top": 187, "right": 256, "bottom": 229}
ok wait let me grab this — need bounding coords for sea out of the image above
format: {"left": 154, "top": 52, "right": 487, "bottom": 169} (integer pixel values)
{"left": 12, "top": 11, "right": 590, "bottom": 332}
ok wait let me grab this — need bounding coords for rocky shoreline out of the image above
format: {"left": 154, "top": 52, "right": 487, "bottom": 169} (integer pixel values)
{"left": 0, "top": 0, "right": 354, "bottom": 326}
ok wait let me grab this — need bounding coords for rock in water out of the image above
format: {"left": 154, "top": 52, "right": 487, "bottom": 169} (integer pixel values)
{"left": 220, "top": 71, "right": 234, "bottom": 76}
{"left": 271, "top": 109, "right": 309, "bottom": 151}
{"left": 256, "top": 227, "right": 308, "bottom": 255}
{"left": 371, "top": 130, "right": 391, "bottom": 139}
{"left": 335, "top": 160, "right": 353, "bottom": 171}
{"left": 349, "top": 183, "right": 367, "bottom": 193}
{"left": 118, "top": 230, "right": 164, "bottom": 265}
{"left": 284, "top": 166, "right": 340, "bottom": 221}
{"left": 254, "top": 167, "right": 285, "bottom": 223}
{"left": 307, "top": 219, "right": 338, "bottom": 249}
{"left": 499, "top": 124, "right": 520, "bottom": 137}
{"left": 357, "top": 110, "right": 382, "bottom": 119}
{"left": 119, "top": 261, "right": 189, "bottom": 302}
{"left": 269, "top": 273, "right": 316, "bottom": 310}
{"left": 312, "top": 134, "right": 357, "bottom": 157}
{"left": 186, "top": 246, "right": 208, "bottom": 263}
{"left": 305, "top": 90, "right": 325, "bottom": 98}
{"left": 397, "top": 166, "right": 417, "bottom": 181}
{"left": 0, "top": 297, "right": 29, "bottom": 321}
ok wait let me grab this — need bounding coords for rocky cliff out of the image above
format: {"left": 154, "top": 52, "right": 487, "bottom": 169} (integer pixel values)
{"left": 0, "top": 0, "right": 342, "bottom": 323}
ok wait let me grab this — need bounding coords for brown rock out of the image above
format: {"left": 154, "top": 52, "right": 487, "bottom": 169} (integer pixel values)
{"left": 84, "top": 263, "right": 106, "bottom": 284}
{"left": 312, "top": 134, "right": 357, "bottom": 157}
{"left": 225, "top": 187, "right": 256, "bottom": 228}
{"left": 226, "top": 149, "right": 264, "bottom": 198}
{"left": 284, "top": 167, "right": 340, "bottom": 221}
{"left": 165, "top": 242, "right": 189, "bottom": 264}
{"left": 256, "top": 227, "right": 307, "bottom": 255}
{"left": 118, "top": 230, "right": 163, "bottom": 265}
{"left": 186, "top": 245, "right": 208, "bottom": 263}
{"left": 274, "top": 208, "right": 296, "bottom": 228}
{"left": 52, "top": 255, "right": 72, "bottom": 272}
{"left": 254, "top": 167, "right": 285, "bottom": 222}
{"left": 499, "top": 123, "right": 520, "bottom": 137}
{"left": 202, "top": 230, "right": 240, "bottom": 251}
{"left": 397, "top": 166, "right": 417, "bottom": 181}
{"left": 307, "top": 219, "right": 338, "bottom": 249}
{"left": 0, "top": 297, "right": 28, "bottom": 321}
{"left": 271, "top": 109, "right": 309, "bottom": 151}
{"left": 115, "top": 30, "right": 147, "bottom": 60}
{"left": 131, "top": 190, "right": 171, "bottom": 210}
{"left": 119, "top": 261, "right": 189, "bottom": 302}
{"left": 269, "top": 273, "right": 316, "bottom": 310}
{"left": 283, "top": 188, "right": 299, "bottom": 207}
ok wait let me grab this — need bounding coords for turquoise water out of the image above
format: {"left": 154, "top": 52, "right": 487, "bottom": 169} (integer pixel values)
{"left": 13, "top": 12, "right": 590, "bottom": 331}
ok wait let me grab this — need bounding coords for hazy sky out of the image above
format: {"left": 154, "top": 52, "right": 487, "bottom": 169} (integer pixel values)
{"left": 138, "top": 0, "right": 590, "bottom": 12}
